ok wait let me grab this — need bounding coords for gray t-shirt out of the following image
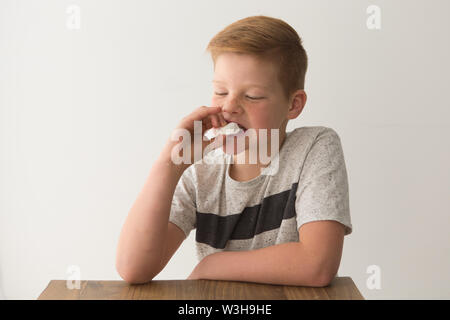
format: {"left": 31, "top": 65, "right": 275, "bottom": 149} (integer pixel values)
{"left": 169, "top": 126, "right": 353, "bottom": 262}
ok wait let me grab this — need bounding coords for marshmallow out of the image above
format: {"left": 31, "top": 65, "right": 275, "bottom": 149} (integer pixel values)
{"left": 204, "top": 122, "right": 244, "bottom": 140}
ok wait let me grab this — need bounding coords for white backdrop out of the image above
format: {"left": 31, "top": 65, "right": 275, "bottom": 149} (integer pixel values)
{"left": 1, "top": 0, "right": 449, "bottom": 299}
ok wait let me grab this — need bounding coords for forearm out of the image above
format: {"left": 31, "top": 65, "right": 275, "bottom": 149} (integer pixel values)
{"left": 116, "top": 139, "right": 188, "bottom": 282}
{"left": 193, "top": 242, "right": 325, "bottom": 287}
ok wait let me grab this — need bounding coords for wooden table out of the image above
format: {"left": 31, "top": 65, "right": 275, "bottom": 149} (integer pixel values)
{"left": 38, "top": 277, "right": 364, "bottom": 300}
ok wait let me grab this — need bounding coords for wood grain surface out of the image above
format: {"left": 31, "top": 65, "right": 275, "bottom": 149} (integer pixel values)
{"left": 37, "top": 277, "right": 364, "bottom": 300}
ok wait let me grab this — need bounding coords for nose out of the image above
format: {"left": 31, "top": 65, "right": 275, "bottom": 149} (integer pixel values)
{"left": 221, "top": 95, "right": 243, "bottom": 116}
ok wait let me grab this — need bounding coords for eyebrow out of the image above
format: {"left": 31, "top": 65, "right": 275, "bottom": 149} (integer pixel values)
{"left": 212, "top": 80, "right": 268, "bottom": 89}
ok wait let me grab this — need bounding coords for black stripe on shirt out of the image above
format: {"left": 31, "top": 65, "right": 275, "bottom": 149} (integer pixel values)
{"left": 195, "top": 183, "right": 299, "bottom": 249}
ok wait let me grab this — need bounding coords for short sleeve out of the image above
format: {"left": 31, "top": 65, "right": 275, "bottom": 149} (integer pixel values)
{"left": 168, "top": 166, "right": 197, "bottom": 238}
{"left": 295, "top": 128, "right": 353, "bottom": 236}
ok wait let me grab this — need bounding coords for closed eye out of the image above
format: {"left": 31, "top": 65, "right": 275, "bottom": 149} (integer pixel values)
{"left": 214, "top": 93, "right": 264, "bottom": 100}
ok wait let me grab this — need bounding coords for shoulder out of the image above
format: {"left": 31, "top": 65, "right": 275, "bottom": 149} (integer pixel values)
{"left": 289, "top": 126, "right": 341, "bottom": 142}
{"left": 285, "top": 126, "right": 343, "bottom": 154}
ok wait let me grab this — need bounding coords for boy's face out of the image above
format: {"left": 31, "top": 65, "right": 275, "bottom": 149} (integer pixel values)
{"left": 211, "top": 52, "right": 304, "bottom": 159}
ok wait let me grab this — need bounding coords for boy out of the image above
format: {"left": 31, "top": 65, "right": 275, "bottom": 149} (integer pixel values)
{"left": 116, "top": 15, "right": 352, "bottom": 287}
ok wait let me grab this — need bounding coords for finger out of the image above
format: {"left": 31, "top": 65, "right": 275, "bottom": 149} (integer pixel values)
{"left": 193, "top": 106, "right": 222, "bottom": 121}
{"left": 212, "top": 114, "right": 222, "bottom": 128}
{"left": 204, "top": 113, "right": 221, "bottom": 133}
{"left": 181, "top": 106, "right": 220, "bottom": 130}
{"left": 183, "top": 106, "right": 221, "bottom": 124}
{"left": 218, "top": 113, "right": 227, "bottom": 127}
{"left": 189, "top": 106, "right": 222, "bottom": 130}
{"left": 203, "top": 118, "right": 213, "bottom": 131}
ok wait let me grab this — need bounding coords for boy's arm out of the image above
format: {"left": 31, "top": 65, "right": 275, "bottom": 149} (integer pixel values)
{"left": 116, "top": 138, "right": 189, "bottom": 284}
{"left": 189, "top": 220, "right": 345, "bottom": 287}
{"left": 116, "top": 106, "right": 225, "bottom": 284}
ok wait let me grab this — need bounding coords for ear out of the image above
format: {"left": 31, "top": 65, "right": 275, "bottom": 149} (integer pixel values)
{"left": 286, "top": 89, "right": 307, "bottom": 120}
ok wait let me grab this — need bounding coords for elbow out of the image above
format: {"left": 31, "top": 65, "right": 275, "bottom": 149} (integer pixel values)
{"left": 124, "top": 277, "right": 153, "bottom": 285}
{"left": 309, "top": 253, "right": 340, "bottom": 287}
{"left": 117, "top": 268, "right": 155, "bottom": 285}
{"left": 314, "top": 272, "right": 335, "bottom": 287}
{"left": 292, "top": 263, "right": 335, "bottom": 287}
{"left": 313, "top": 264, "right": 338, "bottom": 287}
{"left": 116, "top": 261, "right": 157, "bottom": 285}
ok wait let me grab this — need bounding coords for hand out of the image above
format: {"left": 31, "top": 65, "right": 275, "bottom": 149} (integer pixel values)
{"left": 175, "top": 105, "right": 228, "bottom": 134}
{"left": 168, "top": 106, "right": 228, "bottom": 166}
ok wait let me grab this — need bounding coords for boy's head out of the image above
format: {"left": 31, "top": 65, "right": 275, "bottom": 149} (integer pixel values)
{"left": 205, "top": 15, "right": 308, "bottom": 157}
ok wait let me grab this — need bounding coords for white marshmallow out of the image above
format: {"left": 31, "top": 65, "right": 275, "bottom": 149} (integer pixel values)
{"left": 204, "top": 122, "right": 244, "bottom": 140}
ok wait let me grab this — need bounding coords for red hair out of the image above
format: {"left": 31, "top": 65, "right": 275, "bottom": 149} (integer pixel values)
{"left": 205, "top": 15, "right": 308, "bottom": 100}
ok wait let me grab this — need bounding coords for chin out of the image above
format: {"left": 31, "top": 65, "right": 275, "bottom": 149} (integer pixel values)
{"left": 222, "top": 136, "right": 248, "bottom": 155}
{"left": 222, "top": 142, "right": 247, "bottom": 156}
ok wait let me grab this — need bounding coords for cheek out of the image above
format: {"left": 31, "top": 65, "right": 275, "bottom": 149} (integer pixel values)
{"left": 250, "top": 109, "right": 274, "bottom": 127}
{"left": 260, "top": 105, "right": 284, "bottom": 126}
{"left": 211, "top": 96, "right": 222, "bottom": 107}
